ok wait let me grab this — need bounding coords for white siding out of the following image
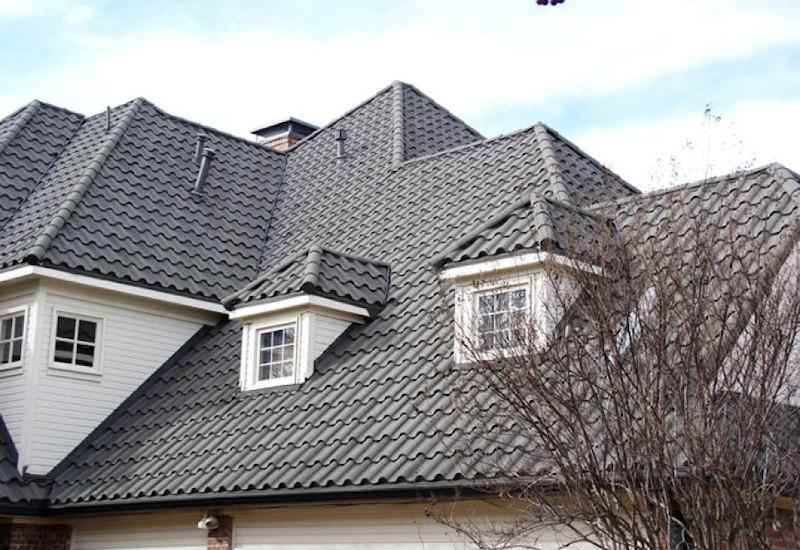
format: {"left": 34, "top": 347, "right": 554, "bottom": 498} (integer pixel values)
{"left": 234, "top": 502, "right": 598, "bottom": 550}
{"left": 0, "top": 282, "right": 37, "bottom": 462}
{"left": 64, "top": 502, "right": 597, "bottom": 550}
{"left": 71, "top": 512, "right": 206, "bottom": 550}
{"left": 312, "top": 314, "right": 350, "bottom": 358}
{"left": 23, "top": 281, "right": 210, "bottom": 474}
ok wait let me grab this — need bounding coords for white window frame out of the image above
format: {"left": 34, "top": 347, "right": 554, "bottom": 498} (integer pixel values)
{"left": 48, "top": 309, "right": 104, "bottom": 376}
{"left": 455, "top": 274, "right": 535, "bottom": 363}
{"left": 241, "top": 315, "right": 301, "bottom": 391}
{"left": 0, "top": 305, "right": 27, "bottom": 372}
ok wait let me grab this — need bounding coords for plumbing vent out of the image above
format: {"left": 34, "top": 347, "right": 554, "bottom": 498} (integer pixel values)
{"left": 193, "top": 148, "right": 215, "bottom": 194}
{"left": 335, "top": 128, "right": 347, "bottom": 163}
{"left": 194, "top": 133, "right": 208, "bottom": 164}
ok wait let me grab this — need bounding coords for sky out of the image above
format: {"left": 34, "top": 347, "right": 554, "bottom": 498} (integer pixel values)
{"left": 1, "top": 0, "right": 799, "bottom": 190}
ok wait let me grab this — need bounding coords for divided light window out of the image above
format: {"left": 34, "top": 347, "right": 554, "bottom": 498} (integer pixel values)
{"left": 53, "top": 314, "right": 100, "bottom": 368}
{"left": 0, "top": 312, "right": 25, "bottom": 366}
{"left": 257, "top": 325, "right": 296, "bottom": 383}
{"left": 476, "top": 286, "right": 528, "bottom": 350}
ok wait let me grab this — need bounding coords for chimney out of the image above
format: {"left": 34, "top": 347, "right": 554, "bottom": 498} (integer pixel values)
{"left": 252, "top": 118, "right": 318, "bottom": 152}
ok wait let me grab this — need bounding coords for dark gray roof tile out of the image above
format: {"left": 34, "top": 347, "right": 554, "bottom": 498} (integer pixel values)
{"left": 227, "top": 245, "right": 390, "bottom": 309}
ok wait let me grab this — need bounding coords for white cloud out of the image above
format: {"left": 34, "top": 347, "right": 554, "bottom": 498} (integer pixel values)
{"left": 575, "top": 98, "right": 800, "bottom": 191}
{"left": 0, "top": 0, "right": 798, "bottom": 184}
{"left": 63, "top": 4, "right": 95, "bottom": 25}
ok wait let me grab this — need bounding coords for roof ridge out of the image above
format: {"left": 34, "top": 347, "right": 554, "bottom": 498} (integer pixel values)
{"left": 395, "top": 123, "right": 541, "bottom": 169}
{"left": 588, "top": 163, "right": 785, "bottom": 211}
{"left": 139, "top": 98, "right": 284, "bottom": 157}
{"left": 533, "top": 123, "right": 571, "bottom": 203}
{"left": 399, "top": 82, "right": 484, "bottom": 140}
{"left": 540, "top": 123, "right": 641, "bottom": 197}
{"left": 301, "top": 244, "right": 324, "bottom": 290}
{"left": 285, "top": 82, "right": 396, "bottom": 154}
{"left": 529, "top": 193, "right": 557, "bottom": 245}
{"left": 24, "top": 98, "right": 145, "bottom": 263}
{"left": 0, "top": 100, "right": 41, "bottom": 160}
{"left": 391, "top": 81, "right": 405, "bottom": 166}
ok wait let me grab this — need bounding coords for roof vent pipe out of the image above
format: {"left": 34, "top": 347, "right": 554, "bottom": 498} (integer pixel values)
{"left": 105, "top": 106, "right": 111, "bottom": 132}
{"left": 194, "top": 133, "right": 208, "bottom": 164}
{"left": 193, "top": 148, "right": 215, "bottom": 194}
{"left": 335, "top": 128, "right": 347, "bottom": 163}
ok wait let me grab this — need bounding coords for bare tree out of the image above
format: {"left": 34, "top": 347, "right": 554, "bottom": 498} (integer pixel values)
{"left": 433, "top": 205, "right": 800, "bottom": 549}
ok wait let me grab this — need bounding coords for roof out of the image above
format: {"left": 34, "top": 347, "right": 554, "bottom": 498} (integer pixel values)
{"left": 0, "top": 98, "right": 286, "bottom": 301}
{"left": 0, "top": 415, "right": 49, "bottom": 510}
{"left": 225, "top": 245, "right": 391, "bottom": 310}
{"left": 434, "top": 193, "right": 612, "bottom": 266}
{"left": 1, "top": 81, "right": 797, "bottom": 511}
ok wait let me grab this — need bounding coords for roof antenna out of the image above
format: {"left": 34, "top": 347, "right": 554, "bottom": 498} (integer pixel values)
{"left": 194, "top": 133, "right": 208, "bottom": 164}
{"left": 105, "top": 106, "right": 111, "bottom": 132}
{"left": 335, "top": 128, "right": 347, "bottom": 163}
{"left": 193, "top": 149, "right": 215, "bottom": 194}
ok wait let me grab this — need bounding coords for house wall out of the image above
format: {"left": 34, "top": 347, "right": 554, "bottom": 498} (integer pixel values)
{"left": 0, "top": 280, "right": 39, "bottom": 461}
{"left": 65, "top": 501, "right": 598, "bottom": 550}
{"left": 0, "top": 277, "right": 219, "bottom": 475}
{"left": 311, "top": 313, "right": 350, "bottom": 358}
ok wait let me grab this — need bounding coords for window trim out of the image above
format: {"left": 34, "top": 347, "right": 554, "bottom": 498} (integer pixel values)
{"left": 48, "top": 309, "right": 104, "bottom": 377}
{"left": 242, "top": 316, "right": 301, "bottom": 391}
{"left": 0, "top": 305, "right": 27, "bottom": 372}
{"left": 455, "top": 275, "right": 535, "bottom": 363}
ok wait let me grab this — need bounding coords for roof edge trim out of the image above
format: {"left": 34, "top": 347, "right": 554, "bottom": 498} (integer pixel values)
{"left": 24, "top": 98, "right": 144, "bottom": 263}
{"left": 228, "top": 293, "right": 370, "bottom": 320}
{"left": 0, "top": 265, "right": 227, "bottom": 315}
{"left": 439, "top": 251, "right": 603, "bottom": 280}
{"left": 391, "top": 81, "right": 405, "bottom": 166}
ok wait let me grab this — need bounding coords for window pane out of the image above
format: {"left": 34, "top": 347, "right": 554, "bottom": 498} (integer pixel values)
{"left": 259, "top": 349, "right": 271, "bottom": 366}
{"left": 285, "top": 344, "right": 295, "bottom": 362}
{"left": 0, "top": 342, "right": 9, "bottom": 364}
{"left": 11, "top": 340, "right": 21, "bottom": 362}
{"left": 13, "top": 315, "right": 24, "bottom": 338}
{"left": 272, "top": 347, "right": 283, "bottom": 363}
{"left": 285, "top": 327, "right": 295, "bottom": 344}
{"left": 75, "top": 344, "right": 95, "bottom": 367}
{"left": 495, "top": 292, "right": 509, "bottom": 310}
{"left": 1, "top": 318, "right": 11, "bottom": 340}
{"left": 281, "top": 361, "right": 293, "bottom": 378}
{"left": 271, "top": 364, "right": 282, "bottom": 379}
{"left": 274, "top": 330, "right": 284, "bottom": 346}
{"left": 258, "top": 364, "right": 270, "bottom": 381}
{"left": 479, "top": 332, "right": 493, "bottom": 350}
{"left": 56, "top": 316, "right": 76, "bottom": 339}
{"left": 478, "top": 314, "right": 493, "bottom": 332}
{"left": 77, "top": 320, "right": 97, "bottom": 343}
{"left": 54, "top": 340, "right": 74, "bottom": 363}
{"left": 478, "top": 295, "right": 493, "bottom": 314}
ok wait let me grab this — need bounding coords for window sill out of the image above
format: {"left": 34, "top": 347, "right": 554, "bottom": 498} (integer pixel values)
{"left": 243, "top": 376, "right": 297, "bottom": 392}
{"left": 48, "top": 362, "right": 102, "bottom": 383}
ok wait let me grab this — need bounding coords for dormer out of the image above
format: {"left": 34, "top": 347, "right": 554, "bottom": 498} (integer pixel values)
{"left": 434, "top": 193, "right": 610, "bottom": 362}
{"left": 224, "top": 245, "right": 390, "bottom": 390}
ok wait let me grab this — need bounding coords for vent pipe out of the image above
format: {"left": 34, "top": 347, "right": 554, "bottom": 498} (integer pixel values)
{"left": 193, "top": 148, "right": 215, "bottom": 194}
{"left": 105, "top": 106, "right": 111, "bottom": 132}
{"left": 335, "top": 128, "right": 347, "bottom": 163}
{"left": 194, "top": 133, "right": 208, "bottom": 164}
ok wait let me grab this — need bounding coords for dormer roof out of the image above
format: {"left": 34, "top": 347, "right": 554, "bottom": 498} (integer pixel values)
{"left": 224, "top": 245, "right": 391, "bottom": 311}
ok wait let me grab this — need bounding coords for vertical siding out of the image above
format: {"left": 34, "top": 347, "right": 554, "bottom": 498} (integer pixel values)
{"left": 313, "top": 314, "right": 350, "bottom": 358}
{"left": 71, "top": 512, "right": 207, "bottom": 550}
{"left": 25, "top": 286, "right": 204, "bottom": 474}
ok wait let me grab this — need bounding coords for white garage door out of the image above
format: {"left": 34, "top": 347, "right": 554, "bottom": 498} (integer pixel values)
{"left": 71, "top": 512, "right": 207, "bottom": 550}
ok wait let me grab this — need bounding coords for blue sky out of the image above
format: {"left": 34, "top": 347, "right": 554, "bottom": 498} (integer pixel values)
{"left": 2, "top": 0, "right": 799, "bottom": 189}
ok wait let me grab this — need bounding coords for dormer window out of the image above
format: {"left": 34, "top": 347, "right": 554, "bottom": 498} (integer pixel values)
{"left": 476, "top": 285, "right": 529, "bottom": 351}
{"left": 255, "top": 323, "right": 297, "bottom": 386}
{"left": 225, "top": 245, "right": 390, "bottom": 391}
